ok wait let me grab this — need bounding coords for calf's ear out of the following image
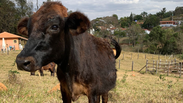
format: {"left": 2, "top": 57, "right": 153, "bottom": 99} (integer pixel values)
{"left": 66, "top": 11, "right": 90, "bottom": 35}
{"left": 17, "top": 17, "right": 29, "bottom": 36}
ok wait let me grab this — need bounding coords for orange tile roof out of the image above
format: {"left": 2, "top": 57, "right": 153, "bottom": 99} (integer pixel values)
{"left": 136, "top": 22, "right": 144, "bottom": 25}
{"left": 120, "top": 28, "right": 127, "bottom": 31}
{"left": 0, "top": 32, "right": 28, "bottom": 40}
{"left": 160, "top": 21, "right": 175, "bottom": 22}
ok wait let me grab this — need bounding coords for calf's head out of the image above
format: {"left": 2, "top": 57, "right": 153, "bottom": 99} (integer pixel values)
{"left": 16, "top": 2, "right": 90, "bottom": 72}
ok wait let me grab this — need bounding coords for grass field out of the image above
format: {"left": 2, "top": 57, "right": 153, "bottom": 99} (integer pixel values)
{"left": 0, "top": 50, "right": 183, "bottom": 103}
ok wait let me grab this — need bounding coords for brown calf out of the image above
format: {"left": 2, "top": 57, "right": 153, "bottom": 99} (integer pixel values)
{"left": 16, "top": 2, "right": 121, "bottom": 103}
{"left": 31, "top": 62, "right": 56, "bottom": 76}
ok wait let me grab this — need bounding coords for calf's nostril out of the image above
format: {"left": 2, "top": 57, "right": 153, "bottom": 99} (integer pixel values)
{"left": 23, "top": 61, "right": 31, "bottom": 66}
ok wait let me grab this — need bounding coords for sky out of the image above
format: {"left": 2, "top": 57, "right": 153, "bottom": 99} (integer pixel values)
{"left": 31, "top": 0, "right": 183, "bottom": 20}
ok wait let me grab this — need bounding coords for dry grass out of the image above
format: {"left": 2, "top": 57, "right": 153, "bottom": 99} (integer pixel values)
{"left": 0, "top": 50, "right": 183, "bottom": 103}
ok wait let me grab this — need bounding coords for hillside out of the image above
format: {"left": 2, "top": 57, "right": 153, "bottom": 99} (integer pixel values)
{"left": 162, "top": 14, "right": 183, "bottom": 21}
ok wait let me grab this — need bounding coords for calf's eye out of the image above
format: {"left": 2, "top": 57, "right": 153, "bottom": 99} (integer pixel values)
{"left": 51, "top": 25, "right": 58, "bottom": 30}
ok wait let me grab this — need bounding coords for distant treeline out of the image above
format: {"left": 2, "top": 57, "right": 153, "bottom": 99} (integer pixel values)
{"left": 0, "top": 0, "right": 34, "bottom": 35}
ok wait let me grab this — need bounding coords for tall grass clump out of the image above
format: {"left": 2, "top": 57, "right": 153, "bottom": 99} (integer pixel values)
{"left": 0, "top": 70, "right": 26, "bottom": 102}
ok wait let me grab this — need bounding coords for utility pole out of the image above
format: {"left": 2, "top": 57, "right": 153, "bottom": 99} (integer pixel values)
{"left": 172, "top": 11, "right": 173, "bottom": 22}
{"left": 37, "top": 0, "right": 38, "bottom": 11}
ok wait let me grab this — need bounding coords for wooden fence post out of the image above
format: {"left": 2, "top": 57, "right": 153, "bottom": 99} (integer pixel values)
{"left": 159, "top": 59, "right": 161, "bottom": 67}
{"left": 174, "top": 59, "right": 176, "bottom": 64}
{"left": 119, "top": 60, "right": 120, "bottom": 69}
{"left": 171, "top": 60, "right": 173, "bottom": 73}
{"left": 123, "top": 54, "right": 124, "bottom": 60}
{"left": 7, "top": 47, "right": 9, "bottom": 55}
{"left": 156, "top": 60, "right": 158, "bottom": 74}
{"left": 180, "top": 62, "right": 182, "bottom": 78}
{"left": 138, "top": 54, "right": 139, "bottom": 59}
{"left": 153, "top": 60, "right": 154, "bottom": 70}
{"left": 176, "top": 60, "right": 178, "bottom": 74}
{"left": 165, "top": 55, "right": 166, "bottom": 59}
{"left": 132, "top": 61, "right": 133, "bottom": 71}
{"left": 146, "top": 60, "right": 148, "bottom": 73}
{"left": 145, "top": 54, "right": 146, "bottom": 59}
{"left": 167, "top": 61, "right": 170, "bottom": 76}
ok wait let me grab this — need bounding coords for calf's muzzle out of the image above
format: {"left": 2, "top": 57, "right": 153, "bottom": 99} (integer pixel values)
{"left": 16, "top": 55, "right": 37, "bottom": 72}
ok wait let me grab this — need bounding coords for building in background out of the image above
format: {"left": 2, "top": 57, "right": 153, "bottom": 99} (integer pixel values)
{"left": 0, "top": 32, "right": 27, "bottom": 50}
{"left": 159, "top": 21, "right": 177, "bottom": 27}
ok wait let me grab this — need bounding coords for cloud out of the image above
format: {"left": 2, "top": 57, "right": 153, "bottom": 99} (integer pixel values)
{"left": 63, "top": 0, "right": 139, "bottom": 5}
{"left": 109, "top": 0, "right": 140, "bottom": 4}
{"left": 33, "top": 0, "right": 183, "bottom": 20}
{"left": 151, "top": 0, "right": 182, "bottom": 2}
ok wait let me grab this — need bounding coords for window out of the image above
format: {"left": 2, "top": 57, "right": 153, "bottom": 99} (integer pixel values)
{"left": 14, "top": 40, "right": 17, "bottom": 43}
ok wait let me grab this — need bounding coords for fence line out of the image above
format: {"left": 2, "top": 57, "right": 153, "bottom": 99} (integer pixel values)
{"left": 121, "top": 52, "right": 175, "bottom": 60}
{"left": 144, "top": 59, "right": 183, "bottom": 77}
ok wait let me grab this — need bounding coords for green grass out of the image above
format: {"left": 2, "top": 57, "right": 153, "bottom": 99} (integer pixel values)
{"left": 0, "top": 50, "right": 183, "bottom": 102}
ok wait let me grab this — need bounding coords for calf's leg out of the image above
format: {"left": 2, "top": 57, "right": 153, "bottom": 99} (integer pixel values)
{"left": 39, "top": 69, "right": 44, "bottom": 76}
{"left": 88, "top": 94, "right": 100, "bottom": 103}
{"left": 102, "top": 93, "right": 108, "bottom": 103}
{"left": 49, "top": 67, "right": 55, "bottom": 76}
{"left": 60, "top": 84, "right": 71, "bottom": 103}
{"left": 30, "top": 72, "right": 35, "bottom": 76}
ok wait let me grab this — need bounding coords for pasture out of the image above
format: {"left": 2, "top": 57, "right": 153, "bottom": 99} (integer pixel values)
{"left": 0, "top": 50, "right": 183, "bottom": 102}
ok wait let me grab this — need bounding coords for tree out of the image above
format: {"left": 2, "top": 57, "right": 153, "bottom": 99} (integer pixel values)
{"left": 142, "top": 15, "right": 160, "bottom": 29}
{"left": 134, "top": 15, "right": 143, "bottom": 21}
{"left": 93, "top": 29, "right": 111, "bottom": 38}
{"left": 144, "top": 26, "right": 180, "bottom": 54}
{"left": 114, "top": 30, "right": 126, "bottom": 37}
{"left": 119, "top": 17, "right": 130, "bottom": 28}
{"left": 164, "top": 11, "right": 173, "bottom": 18}
{"left": 15, "top": 0, "right": 33, "bottom": 17}
{"left": 112, "top": 14, "right": 118, "bottom": 20}
{"left": 149, "top": 26, "right": 165, "bottom": 46}
{"left": 129, "top": 12, "right": 133, "bottom": 23}
{"left": 174, "top": 6, "right": 183, "bottom": 16}
{"left": 67, "top": 10, "right": 73, "bottom": 15}
{"left": 141, "top": 11, "right": 148, "bottom": 21}
{"left": 126, "top": 24, "right": 144, "bottom": 47}
{"left": 102, "top": 16, "right": 119, "bottom": 28}
{"left": 0, "top": 0, "right": 33, "bottom": 34}
{"left": 156, "top": 7, "right": 166, "bottom": 20}
{"left": 0, "top": 0, "right": 17, "bottom": 33}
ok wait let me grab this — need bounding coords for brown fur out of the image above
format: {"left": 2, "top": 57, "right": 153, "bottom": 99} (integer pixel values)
{"left": 17, "top": 17, "right": 29, "bottom": 36}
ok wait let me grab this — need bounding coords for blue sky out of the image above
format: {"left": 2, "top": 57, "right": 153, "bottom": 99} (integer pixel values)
{"left": 31, "top": 0, "right": 183, "bottom": 20}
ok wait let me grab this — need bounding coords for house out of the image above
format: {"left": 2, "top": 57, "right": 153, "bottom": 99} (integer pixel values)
{"left": 143, "top": 29, "right": 150, "bottom": 34}
{"left": 159, "top": 21, "right": 177, "bottom": 27}
{"left": 0, "top": 32, "right": 28, "bottom": 50}
{"left": 90, "top": 28, "right": 95, "bottom": 35}
{"left": 160, "top": 21, "right": 176, "bottom": 25}
{"left": 109, "top": 27, "right": 116, "bottom": 34}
